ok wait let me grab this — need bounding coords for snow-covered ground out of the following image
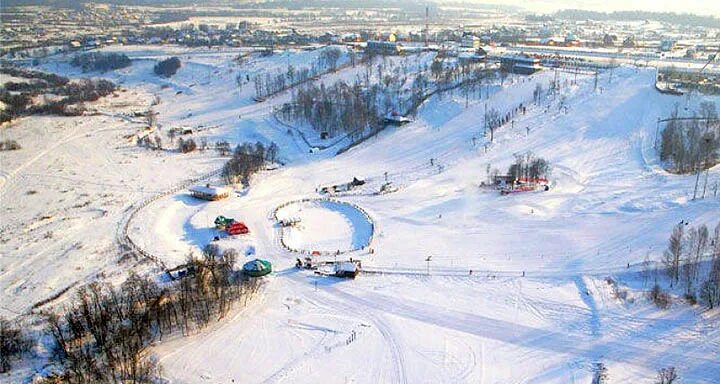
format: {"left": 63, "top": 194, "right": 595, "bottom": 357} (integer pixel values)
{"left": 276, "top": 199, "right": 373, "bottom": 254}
{"left": 2, "top": 45, "right": 720, "bottom": 383}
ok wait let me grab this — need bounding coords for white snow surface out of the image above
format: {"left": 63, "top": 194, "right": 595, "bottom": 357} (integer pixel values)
{"left": 276, "top": 199, "right": 373, "bottom": 253}
{"left": 2, "top": 46, "right": 720, "bottom": 383}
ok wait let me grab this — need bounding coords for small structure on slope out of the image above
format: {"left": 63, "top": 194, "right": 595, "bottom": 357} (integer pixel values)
{"left": 226, "top": 221, "right": 249, "bottom": 235}
{"left": 384, "top": 112, "right": 413, "bottom": 126}
{"left": 214, "top": 215, "right": 235, "bottom": 230}
{"left": 189, "top": 184, "right": 231, "bottom": 201}
{"left": 494, "top": 175, "right": 550, "bottom": 195}
{"left": 296, "top": 257, "right": 362, "bottom": 279}
{"left": 243, "top": 259, "right": 272, "bottom": 277}
{"left": 319, "top": 177, "right": 366, "bottom": 194}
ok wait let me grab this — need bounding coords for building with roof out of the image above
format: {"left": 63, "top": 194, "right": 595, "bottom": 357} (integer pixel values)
{"left": 500, "top": 54, "right": 542, "bottom": 75}
{"left": 366, "top": 40, "right": 402, "bottom": 55}
{"left": 189, "top": 184, "right": 231, "bottom": 201}
{"left": 461, "top": 34, "right": 480, "bottom": 49}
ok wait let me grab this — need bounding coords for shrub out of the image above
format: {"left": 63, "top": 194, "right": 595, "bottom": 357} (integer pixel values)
{"left": 684, "top": 293, "right": 697, "bottom": 305}
{"left": 0, "top": 140, "right": 21, "bottom": 151}
{"left": 648, "top": 284, "right": 671, "bottom": 309}
{"left": 0, "top": 317, "right": 32, "bottom": 373}
{"left": 178, "top": 137, "right": 197, "bottom": 153}
{"left": 154, "top": 57, "right": 182, "bottom": 77}
{"left": 656, "top": 367, "right": 678, "bottom": 384}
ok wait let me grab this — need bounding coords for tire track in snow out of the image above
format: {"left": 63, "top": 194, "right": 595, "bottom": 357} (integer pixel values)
{"left": 320, "top": 282, "right": 718, "bottom": 375}
{"left": 288, "top": 274, "right": 408, "bottom": 384}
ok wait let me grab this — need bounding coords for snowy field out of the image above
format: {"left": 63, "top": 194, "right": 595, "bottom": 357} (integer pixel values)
{"left": 2, "top": 45, "right": 720, "bottom": 383}
{"left": 276, "top": 199, "right": 373, "bottom": 254}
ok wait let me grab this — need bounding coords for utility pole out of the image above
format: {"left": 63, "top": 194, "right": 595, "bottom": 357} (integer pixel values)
{"left": 484, "top": 102, "right": 487, "bottom": 137}
{"left": 424, "top": 6, "right": 429, "bottom": 48}
{"left": 654, "top": 117, "right": 661, "bottom": 150}
{"left": 701, "top": 137, "right": 712, "bottom": 199}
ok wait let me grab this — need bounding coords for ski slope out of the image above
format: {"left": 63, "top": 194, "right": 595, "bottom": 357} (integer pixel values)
{"left": 2, "top": 45, "right": 719, "bottom": 383}
{"left": 146, "top": 63, "right": 719, "bottom": 382}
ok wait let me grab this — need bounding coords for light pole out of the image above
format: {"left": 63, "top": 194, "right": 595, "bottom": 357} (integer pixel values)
{"left": 425, "top": 256, "right": 432, "bottom": 275}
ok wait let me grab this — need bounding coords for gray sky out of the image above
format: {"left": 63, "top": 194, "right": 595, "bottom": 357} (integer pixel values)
{"left": 472, "top": 0, "right": 720, "bottom": 17}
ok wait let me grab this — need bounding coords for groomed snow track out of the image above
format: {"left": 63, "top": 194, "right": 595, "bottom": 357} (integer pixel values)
{"left": 272, "top": 197, "right": 375, "bottom": 256}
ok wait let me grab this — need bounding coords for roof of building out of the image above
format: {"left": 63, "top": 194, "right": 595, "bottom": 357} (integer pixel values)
{"left": 189, "top": 185, "right": 230, "bottom": 196}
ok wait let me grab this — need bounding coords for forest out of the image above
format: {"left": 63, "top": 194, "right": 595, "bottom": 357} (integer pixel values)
{"left": 660, "top": 102, "right": 720, "bottom": 174}
{"left": 0, "top": 246, "right": 263, "bottom": 383}
{"left": 654, "top": 221, "right": 720, "bottom": 309}
{"left": 0, "top": 66, "right": 116, "bottom": 123}
{"left": 71, "top": 52, "right": 132, "bottom": 72}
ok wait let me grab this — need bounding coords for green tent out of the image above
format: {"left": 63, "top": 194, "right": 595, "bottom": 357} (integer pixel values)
{"left": 214, "top": 215, "right": 234, "bottom": 229}
{"left": 243, "top": 259, "right": 272, "bottom": 277}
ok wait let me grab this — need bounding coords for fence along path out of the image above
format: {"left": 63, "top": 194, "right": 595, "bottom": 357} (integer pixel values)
{"left": 116, "top": 168, "right": 223, "bottom": 272}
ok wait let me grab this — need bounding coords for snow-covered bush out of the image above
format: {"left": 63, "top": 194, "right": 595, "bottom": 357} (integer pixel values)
{"left": 648, "top": 284, "right": 671, "bottom": 309}
{"left": 154, "top": 57, "right": 182, "bottom": 77}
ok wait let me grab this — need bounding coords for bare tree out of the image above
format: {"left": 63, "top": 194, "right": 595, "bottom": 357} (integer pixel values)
{"left": 0, "top": 318, "right": 31, "bottom": 373}
{"left": 663, "top": 223, "right": 684, "bottom": 286}
{"left": 655, "top": 367, "right": 677, "bottom": 384}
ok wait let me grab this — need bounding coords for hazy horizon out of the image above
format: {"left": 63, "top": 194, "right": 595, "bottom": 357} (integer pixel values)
{"left": 3, "top": 0, "right": 720, "bottom": 17}
{"left": 468, "top": 0, "right": 720, "bottom": 18}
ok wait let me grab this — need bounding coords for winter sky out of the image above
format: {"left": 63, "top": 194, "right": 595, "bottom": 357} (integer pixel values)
{"left": 468, "top": 0, "right": 720, "bottom": 16}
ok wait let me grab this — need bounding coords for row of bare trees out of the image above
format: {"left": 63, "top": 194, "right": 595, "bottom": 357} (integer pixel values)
{"left": 660, "top": 102, "right": 720, "bottom": 174}
{"left": 43, "top": 246, "right": 261, "bottom": 383}
{"left": 507, "top": 152, "right": 551, "bottom": 181}
{"left": 222, "top": 141, "right": 278, "bottom": 185}
{"left": 252, "top": 47, "right": 346, "bottom": 99}
{"left": 661, "top": 221, "right": 720, "bottom": 307}
{"left": 71, "top": 52, "right": 132, "bottom": 73}
{"left": 281, "top": 80, "right": 383, "bottom": 139}
{"left": 0, "top": 68, "right": 116, "bottom": 123}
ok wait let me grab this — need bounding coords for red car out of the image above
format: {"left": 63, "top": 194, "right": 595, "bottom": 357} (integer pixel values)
{"left": 226, "top": 222, "right": 249, "bottom": 235}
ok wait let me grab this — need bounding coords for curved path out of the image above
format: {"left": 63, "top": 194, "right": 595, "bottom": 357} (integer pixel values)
{"left": 273, "top": 198, "right": 375, "bottom": 256}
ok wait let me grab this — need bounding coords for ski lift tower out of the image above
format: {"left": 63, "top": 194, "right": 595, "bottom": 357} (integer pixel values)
{"left": 424, "top": 6, "right": 429, "bottom": 48}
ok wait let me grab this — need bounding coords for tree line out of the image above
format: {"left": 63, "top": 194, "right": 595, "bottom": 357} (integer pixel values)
{"left": 222, "top": 141, "right": 278, "bottom": 185}
{"left": 554, "top": 9, "right": 720, "bottom": 28}
{"left": 38, "top": 245, "right": 261, "bottom": 383}
{"left": 280, "top": 80, "right": 383, "bottom": 139}
{"left": 71, "top": 52, "right": 132, "bottom": 72}
{"left": 0, "top": 317, "right": 32, "bottom": 373}
{"left": 278, "top": 53, "right": 490, "bottom": 141}
{"left": 249, "top": 47, "right": 349, "bottom": 99}
{"left": 658, "top": 221, "right": 720, "bottom": 308}
{"left": 0, "top": 66, "right": 116, "bottom": 123}
{"left": 507, "top": 152, "right": 550, "bottom": 181}
{"left": 660, "top": 102, "right": 720, "bottom": 174}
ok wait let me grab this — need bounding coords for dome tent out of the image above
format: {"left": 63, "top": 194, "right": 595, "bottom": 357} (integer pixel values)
{"left": 243, "top": 259, "right": 272, "bottom": 277}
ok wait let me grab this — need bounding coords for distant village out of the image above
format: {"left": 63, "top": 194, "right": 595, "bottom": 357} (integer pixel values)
{"left": 2, "top": 2, "right": 720, "bottom": 65}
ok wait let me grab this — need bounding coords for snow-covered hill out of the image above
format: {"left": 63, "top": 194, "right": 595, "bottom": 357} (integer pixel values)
{"left": 2, "top": 45, "right": 719, "bottom": 383}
